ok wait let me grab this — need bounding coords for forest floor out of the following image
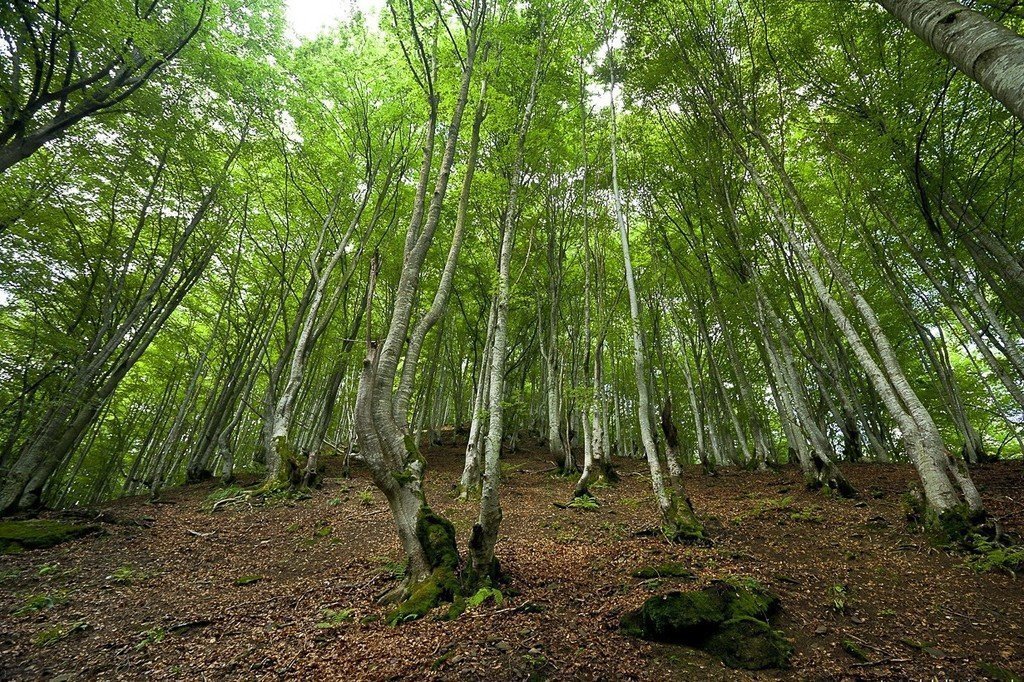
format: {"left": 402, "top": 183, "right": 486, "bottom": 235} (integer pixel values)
{"left": 2, "top": 445, "right": 1023, "bottom": 681}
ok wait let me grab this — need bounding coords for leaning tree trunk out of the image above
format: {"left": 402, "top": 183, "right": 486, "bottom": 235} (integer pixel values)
{"left": 352, "top": 1, "right": 486, "bottom": 623}
{"left": 876, "top": 0, "right": 1024, "bottom": 123}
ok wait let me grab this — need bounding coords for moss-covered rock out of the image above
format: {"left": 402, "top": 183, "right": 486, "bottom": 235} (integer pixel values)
{"left": 708, "top": 617, "right": 793, "bottom": 670}
{"left": 629, "top": 587, "right": 729, "bottom": 639}
{"left": 723, "top": 578, "right": 779, "bottom": 619}
{"left": 620, "top": 580, "right": 790, "bottom": 670}
{"left": 0, "top": 519, "right": 101, "bottom": 554}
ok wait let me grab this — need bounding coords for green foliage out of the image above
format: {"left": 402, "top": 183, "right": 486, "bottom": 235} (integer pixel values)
{"left": 789, "top": 507, "right": 823, "bottom": 523}
{"left": 567, "top": 494, "right": 600, "bottom": 510}
{"left": 107, "top": 566, "right": 143, "bottom": 585}
{"left": 828, "top": 584, "right": 849, "bottom": 615}
{"left": 373, "top": 557, "right": 407, "bottom": 579}
{"left": 13, "top": 592, "right": 67, "bottom": 616}
{"left": 357, "top": 489, "right": 375, "bottom": 506}
{"left": 136, "top": 627, "right": 167, "bottom": 650}
{"left": 316, "top": 608, "right": 354, "bottom": 628}
{"left": 466, "top": 586, "right": 504, "bottom": 609}
{"left": 967, "top": 536, "right": 1024, "bottom": 576}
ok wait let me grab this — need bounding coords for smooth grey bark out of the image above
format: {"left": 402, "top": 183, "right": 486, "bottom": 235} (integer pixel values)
{"left": 355, "top": 0, "right": 485, "bottom": 587}
{"left": 394, "top": 79, "right": 488, "bottom": 428}
{"left": 470, "top": 26, "right": 543, "bottom": 578}
{"left": 876, "top": 0, "right": 1024, "bottom": 123}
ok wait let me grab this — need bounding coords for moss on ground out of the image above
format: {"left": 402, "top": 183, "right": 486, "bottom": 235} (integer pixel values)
{"left": 0, "top": 519, "right": 101, "bottom": 554}
{"left": 631, "top": 562, "right": 696, "bottom": 580}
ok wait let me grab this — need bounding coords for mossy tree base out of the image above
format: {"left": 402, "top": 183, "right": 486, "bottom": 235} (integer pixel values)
{"left": 386, "top": 506, "right": 481, "bottom": 625}
{"left": 621, "top": 579, "right": 792, "bottom": 670}
{"left": 805, "top": 455, "right": 857, "bottom": 499}
{"left": 662, "top": 494, "right": 706, "bottom": 544}
{"left": 903, "top": 491, "right": 997, "bottom": 547}
{"left": 0, "top": 519, "right": 102, "bottom": 554}
{"left": 902, "top": 491, "right": 1022, "bottom": 571}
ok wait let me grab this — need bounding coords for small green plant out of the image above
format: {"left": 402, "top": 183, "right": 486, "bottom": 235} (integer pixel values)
{"left": 967, "top": 536, "right": 1024, "bottom": 576}
{"left": 567, "top": 494, "right": 600, "bottom": 510}
{"left": 0, "top": 568, "right": 21, "bottom": 585}
{"left": 828, "top": 584, "right": 848, "bottom": 614}
{"left": 372, "top": 556, "right": 406, "bottom": 578}
{"left": 34, "top": 621, "right": 87, "bottom": 647}
{"left": 13, "top": 593, "right": 66, "bottom": 616}
{"left": 37, "top": 563, "right": 59, "bottom": 577}
{"left": 136, "top": 627, "right": 166, "bottom": 650}
{"left": 598, "top": 521, "right": 628, "bottom": 540}
{"left": 234, "top": 574, "right": 263, "bottom": 586}
{"left": 316, "top": 608, "right": 354, "bottom": 628}
{"left": 357, "top": 489, "right": 374, "bottom": 506}
{"left": 790, "top": 507, "right": 824, "bottom": 523}
{"left": 619, "top": 497, "right": 643, "bottom": 509}
{"left": 107, "top": 566, "right": 141, "bottom": 585}
{"left": 328, "top": 497, "right": 343, "bottom": 507}
{"left": 466, "top": 586, "right": 504, "bottom": 609}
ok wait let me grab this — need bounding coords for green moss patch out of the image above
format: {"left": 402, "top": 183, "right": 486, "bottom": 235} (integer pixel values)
{"left": 620, "top": 580, "right": 791, "bottom": 670}
{"left": 386, "top": 566, "right": 459, "bottom": 625}
{"left": 708, "top": 616, "right": 792, "bottom": 670}
{"left": 385, "top": 507, "right": 464, "bottom": 626}
{"left": 0, "top": 519, "right": 101, "bottom": 554}
{"left": 416, "top": 507, "right": 459, "bottom": 571}
{"left": 631, "top": 562, "right": 696, "bottom": 580}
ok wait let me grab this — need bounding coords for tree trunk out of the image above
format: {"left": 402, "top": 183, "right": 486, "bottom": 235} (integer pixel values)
{"left": 876, "top": 0, "right": 1024, "bottom": 123}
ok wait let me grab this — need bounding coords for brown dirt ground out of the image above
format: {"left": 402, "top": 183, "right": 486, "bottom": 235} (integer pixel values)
{"left": 1, "top": 445, "right": 1023, "bottom": 681}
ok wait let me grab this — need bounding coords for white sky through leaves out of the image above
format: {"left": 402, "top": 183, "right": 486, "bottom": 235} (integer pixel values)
{"left": 285, "top": 0, "right": 384, "bottom": 38}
